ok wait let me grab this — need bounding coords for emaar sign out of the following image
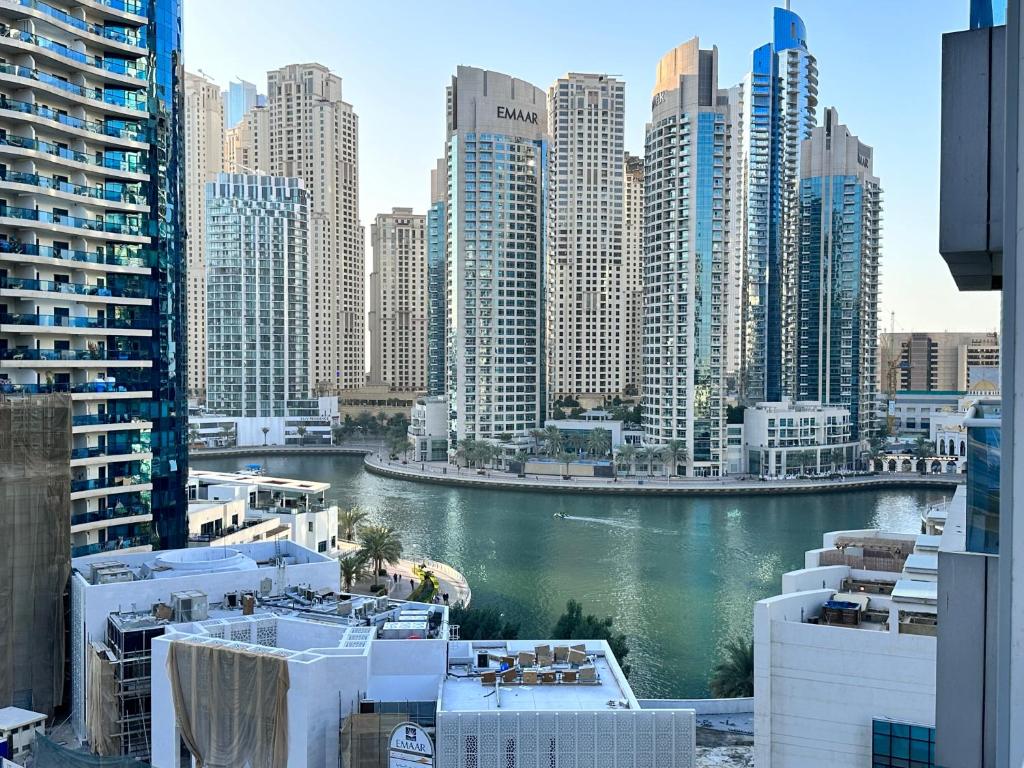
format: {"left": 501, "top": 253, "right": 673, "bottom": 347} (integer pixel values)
{"left": 388, "top": 722, "right": 434, "bottom": 768}
{"left": 497, "top": 105, "right": 539, "bottom": 124}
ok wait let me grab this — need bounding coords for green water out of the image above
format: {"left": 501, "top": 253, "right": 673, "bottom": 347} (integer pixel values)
{"left": 193, "top": 453, "right": 951, "bottom": 699}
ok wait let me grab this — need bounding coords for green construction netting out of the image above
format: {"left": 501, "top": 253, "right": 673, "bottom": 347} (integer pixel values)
{"left": 33, "top": 734, "right": 152, "bottom": 768}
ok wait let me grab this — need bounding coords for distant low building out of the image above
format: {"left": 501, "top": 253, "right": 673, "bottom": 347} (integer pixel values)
{"left": 408, "top": 396, "right": 448, "bottom": 462}
{"left": 544, "top": 410, "right": 643, "bottom": 452}
{"left": 743, "top": 400, "right": 860, "bottom": 476}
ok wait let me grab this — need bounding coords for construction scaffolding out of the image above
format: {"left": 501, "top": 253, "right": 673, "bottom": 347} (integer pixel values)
{"left": 0, "top": 393, "right": 71, "bottom": 716}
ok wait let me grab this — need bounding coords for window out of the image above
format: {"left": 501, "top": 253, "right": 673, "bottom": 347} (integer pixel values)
{"left": 872, "top": 719, "right": 935, "bottom": 767}
{"left": 307, "top": 522, "right": 313, "bottom": 533}
{"left": 317, "top": 540, "right": 327, "bottom": 553}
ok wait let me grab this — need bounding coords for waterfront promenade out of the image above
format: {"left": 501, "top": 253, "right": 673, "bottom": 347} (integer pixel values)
{"left": 363, "top": 452, "right": 962, "bottom": 497}
{"left": 336, "top": 540, "right": 472, "bottom": 606}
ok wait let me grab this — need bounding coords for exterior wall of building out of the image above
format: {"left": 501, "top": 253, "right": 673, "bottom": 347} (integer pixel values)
{"left": 428, "top": 158, "right": 447, "bottom": 396}
{"left": 409, "top": 395, "right": 448, "bottom": 461}
{"left": 796, "top": 108, "right": 881, "bottom": 440}
{"left": 223, "top": 104, "right": 269, "bottom": 175}
{"left": 754, "top": 589, "right": 936, "bottom": 768}
{"left": 224, "top": 78, "right": 257, "bottom": 130}
{"left": 643, "top": 40, "right": 728, "bottom": 476}
{"left": 743, "top": 400, "right": 857, "bottom": 476}
{"left": 621, "top": 153, "right": 644, "bottom": 396}
{"left": 545, "top": 73, "right": 625, "bottom": 405}
{"left": 184, "top": 71, "right": 223, "bottom": 402}
{"left": 205, "top": 174, "right": 310, "bottom": 417}
{"left": 369, "top": 208, "right": 427, "bottom": 391}
{"left": 880, "top": 331, "right": 1000, "bottom": 393}
{"left": 0, "top": 0, "right": 189, "bottom": 550}
{"left": 266, "top": 63, "right": 362, "bottom": 394}
{"left": 446, "top": 67, "right": 548, "bottom": 443}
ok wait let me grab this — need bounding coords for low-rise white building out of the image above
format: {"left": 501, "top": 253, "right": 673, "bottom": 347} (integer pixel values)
{"left": 743, "top": 400, "right": 861, "bottom": 476}
{"left": 0, "top": 707, "right": 46, "bottom": 763}
{"left": 545, "top": 410, "right": 643, "bottom": 452}
{"left": 188, "top": 470, "right": 339, "bottom": 555}
{"left": 188, "top": 397, "right": 339, "bottom": 448}
{"left": 408, "top": 395, "right": 448, "bottom": 462}
{"left": 754, "top": 528, "right": 938, "bottom": 767}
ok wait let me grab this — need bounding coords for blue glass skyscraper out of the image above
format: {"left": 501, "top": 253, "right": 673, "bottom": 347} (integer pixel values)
{"left": 733, "top": 7, "right": 818, "bottom": 404}
{"left": 796, "top": 108, "right": 881, "bottom": 440}
{"left": 427, "top": 158, "right": 446, "bottom": 397}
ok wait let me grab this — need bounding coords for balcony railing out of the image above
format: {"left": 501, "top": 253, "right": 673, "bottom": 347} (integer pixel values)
{"left": 0, "top": 95, "right": 145, "bottom": 140}
{"left": 0, "top": 134, "right": 146, "bottom": 173}
{"left": 0, "top": 25, "right": 146, "bottom": 79}
{"left": 0, "top": 379, "right": 150, "bottom": 395}
{"left": 0, "top": 169, "right": 146, "bottom": 204}
{"left": 0, "top": 205, "right": 145, "bottom": 236}
{"left": 71, "top": 534, "right": 146, "bottom": 557}
{"left": 71, "top": 471, "right": 149, "bottom": 493}
{"left": 71, "top": 502, "right": 149, "bottom": 527}
{"left": 70, "top": 441, "right": 150, "bottom": 459}
{"left": 71, "top": 412, "right": 149, "bottom": 426}
{"left": 1, "top": 347, "right": 150, "bottom": 363}
{"left": 0, "top": 275, "right": 154, "bottom": 299}
{"left": 0, "top": 240, "right": 155, "bottom": 269}
{"left": 0, "top": 63, "right": 146, "bottom": 110}
{"left": 14, "top": 0, "right": 146, "bottom": 47}
{"left": 0, "top": 311, "right": 154, "bottom": 330}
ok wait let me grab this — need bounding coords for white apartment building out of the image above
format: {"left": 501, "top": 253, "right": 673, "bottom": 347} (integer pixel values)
{"left": 408, "top": 394, "right": 447, "bottom": 462}
{"left": 183, "top": 71, "right": 223, "bottom": 402}
{"left": 369, "top": 207, "right": 427, "bottom": 391}
{"left": 755, "top": 528, "right": 938, "bottom": 767}
{"left": 644, "top": 40, "right": 729, "bottom": 476}
{"left": 222, "top": 103, "right": 268, "bottom": 175}
{"left": 621, "top": 153, "right": 643, "bottom": 395}
{"left": 445, "top": 67, "right": 548, "bottom": 443}
{"left": 743, "top": 399, "right": 860, "bottom": 476}
{"left": 0, "top": 0, "right": 189, "bottom": 552}
{"left": 205, "top": 174, "right": 310, "bottom": 417}
{"left": 266, "top": 63, "right": 362, "bottom": 394}
{"left": 545, "top": 73, "right": 625, "bottom": 408}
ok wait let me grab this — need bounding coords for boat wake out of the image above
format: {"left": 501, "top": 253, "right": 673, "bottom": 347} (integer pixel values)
{"left": 558, "top": 515, "right": 679, "bottom": 535}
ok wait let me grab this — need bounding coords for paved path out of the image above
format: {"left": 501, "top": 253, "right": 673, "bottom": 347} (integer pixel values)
{"left": 337, "top": 540, "right": 471, "bottom": 607}
{"left": 364, "top": 453, "right": 962, "bottom": 497}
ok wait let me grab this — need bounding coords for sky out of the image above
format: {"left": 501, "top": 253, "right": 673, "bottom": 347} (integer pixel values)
{"left": 184, "top": 0, "right": 1000, "bottom": 335}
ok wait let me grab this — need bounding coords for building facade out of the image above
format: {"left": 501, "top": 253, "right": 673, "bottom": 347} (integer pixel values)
{"left": 795, "top": 108, "right": 881, "bottom": 440}
{"left": 445, "top": 67, "right": 548, "bottom": 444}
{"left": 184, "top": 71, "right": 223, "bottom": 402}
{"left": 222, "top": 103, "right": 268, "bottom": 175}
{"left": 621, "top": 153, "right": 644, "bottom": 396}
{"left": 643, "top": 40, "right": 729, "bottom": 476}
{"left": 223, "top": 78, "right": 258, "bottom": 130}
{"left": 742, "top": 399, "right": 858, "bottom": 476}
{"left": 880, "top": 331, "right": 1000, "bottom": 393}
{"left": 266, "top": 63, "right": 362, "bottom": 394}
{"left": 368, "top": 207, "right": 427, "bottom": 391}
{"left": 0, "top": 0, "right": 188, "bottom": 550}
{"left": 735, "top": 7, "right": 818, "bottom": 405}
{"left": 545, "top": 73, "right": 625, "bottom": 407}
{"left": 427, "top": 158, "right": 446, "bottom": 397}
{"left": 205, "top": 174, "right": 310, "bottom": 417}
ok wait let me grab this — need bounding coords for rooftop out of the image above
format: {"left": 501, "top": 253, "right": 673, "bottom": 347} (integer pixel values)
{"left": 440, "top": 640, "right": 634, "bottom": 712}
{"left": 0, "top": 706, "right": 46, "bottom": 731}
{"left": 189, "top": 469, "right": 330, "bottom": 496}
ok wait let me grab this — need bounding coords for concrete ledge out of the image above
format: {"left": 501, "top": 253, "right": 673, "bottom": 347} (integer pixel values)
{"left": 192, "top": 444, "right": 378, "bottom": 458}
{"left": 363, "top": 455, "right": 962, "bottom": 497}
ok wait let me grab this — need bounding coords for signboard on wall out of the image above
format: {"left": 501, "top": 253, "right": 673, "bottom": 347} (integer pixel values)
{"left": 388, "top": 722, "right": 434, "bottom": 768}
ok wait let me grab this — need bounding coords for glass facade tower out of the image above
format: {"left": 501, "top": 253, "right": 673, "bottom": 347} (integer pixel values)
{"left": 796, "top": 108, "right": 881, "bottom": 440}
{"left": 427, "top": 158, "right": 446, "bottom": 397}
{"left": 0, "top": 0, "right": 188, "bottom": 550}
{"left": 445, "top": 67, "right": 548, "bottom": 445}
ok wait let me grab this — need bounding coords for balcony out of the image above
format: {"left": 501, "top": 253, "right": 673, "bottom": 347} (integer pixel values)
{"left": 10, "top": 0, "right": 146, "bottom": 48}
{"left": 0, "top": 240, "right": 154, "bottom": 269}
{"left": 0, "top": 95, "right": 145, "bottom": 141}
{"left": 70, "top": 441, "right": 149, "bottom": 460}
{"left": 0, "top": 169, "right": 147, "bottom": 206}
{"left": 0, "top": 25, "right": 146, "bottom": 79}
{"left": 0, "top": 205, "right": 146, "bottom": 238}
{"left": 0, "top": 311, "right": 153, "bottom": 331}
{"left": 71, "top": 471, "right": 149, "bottom": 493}
{"left": 0, "top": 134, "right": 147, "bottom": 174}
{"left": 1, "top": 347, "right": 151, "bottom": 363}
{"left": 0, "top": 63, "right": 146, "bottom": 111}
{"left": 1, "top": 275, "right": 153, "bottom": 300}
{"left": 71, "top": 534, "right": 147, "bottom": 557}
{"left": 71, "top": 501, "right": 149, "bottom": 528}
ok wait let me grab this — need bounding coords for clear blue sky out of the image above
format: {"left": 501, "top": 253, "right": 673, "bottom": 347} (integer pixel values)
{"left": 184, "top": 0, "right": 1000, "bottom": 334}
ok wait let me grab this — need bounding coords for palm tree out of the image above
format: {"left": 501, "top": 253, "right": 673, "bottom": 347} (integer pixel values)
{"left": 637, "top": 447, "right": 655, "bottom": 477}
{"left": 912, "top": 436, "right": 935, "bottom": 475}
{"left": 529, "top": 428, "right": 547, "bottom": 455}
{"left": 219, "top": 423, "right": 235, "bottom": 447}
{"left": 296, "top": 424, "right": 308, "bottom": 445}
{"left": 616, "top": 444, "right": 637, "bottom": 476}
{"left": 586, "top": 428, "right": 612, "bottom": 458}
{"left": 456, "top": 437, "right": 477, "bottom": 467}
{"left": 661, "top": 439, "right": 688, "bottom": 477}
{"left": 338, "top": 507, "right": 369, "bottom": 541}
{"left": 567, "top": 432, "right": 586, "bottom": 457}
{"left": 709, "top": 635, "right": 754, "bottom": 698}
{"left": 358, "top": 524, "right": 403, "bottom": 589}
{"left": 261, "top": 426, "right": 270, "bottom": 446}
{"left": 543, "top": 425, "right": 563, "bottom": 456}
{"left": 830, "top": 446, "right": 845, "bottom": 470}
{"left": 558, "top": 450, "right": 575, "bottom": 477}
{"left": 338, "top": 553, "right": 368, "bottom": 592}
{"left": 188, "top": 424, "right": 199, "bottom": 447}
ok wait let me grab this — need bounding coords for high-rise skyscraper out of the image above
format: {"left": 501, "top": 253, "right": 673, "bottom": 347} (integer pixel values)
{"left": 224, "top": 78, "right": 259, "bottom": 129}
{"left": 223, "top": 104, "right": 269, "bottom": 174}
{"left": 205, "top": 174, "right": 310, "bottom": 417}
{"left": 266, "top": 64, "right": 362, "bottom": 394}
{"left": 368, "top": 208, "right": 428, "bottom": 392}
{"left": 733, "top": 7, "right": 818, "bottom": 404}
{"left": 545, "top": 73, "right": 625, "bottom": 407}
{"left": 795, "top": 108, "right": 881, "bottom": 439}
{"left": 427, "top": 158, "right": 446, "bottom": 397}
{"left": 0, "top": 0, "right": 188, "bottom": 549}
{"left": 621, "top": 153, "right": 644, "bottom": 397}
{"left": 445, "top": 67, "right": 548, "bottom": 444}
{"left": 184, "top": 71, "right": 224, "bottom": 402}
{"left": 644, "top": 40, "right": 730, "bottom": 476}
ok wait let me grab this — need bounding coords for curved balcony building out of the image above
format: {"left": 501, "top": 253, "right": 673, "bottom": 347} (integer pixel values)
{"left": 0, "top": 0, "right": 186, "bottom": 553}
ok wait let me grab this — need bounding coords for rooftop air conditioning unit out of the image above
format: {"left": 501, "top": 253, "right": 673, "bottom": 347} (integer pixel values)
{"left": 95, "top": 566, "right": 133, "bottom": 585}
{"left": 171, "top": 590, "right": 209, "bottom": 622}
{"left": 375, "top": 596, "right": 389, "bottom": 612}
